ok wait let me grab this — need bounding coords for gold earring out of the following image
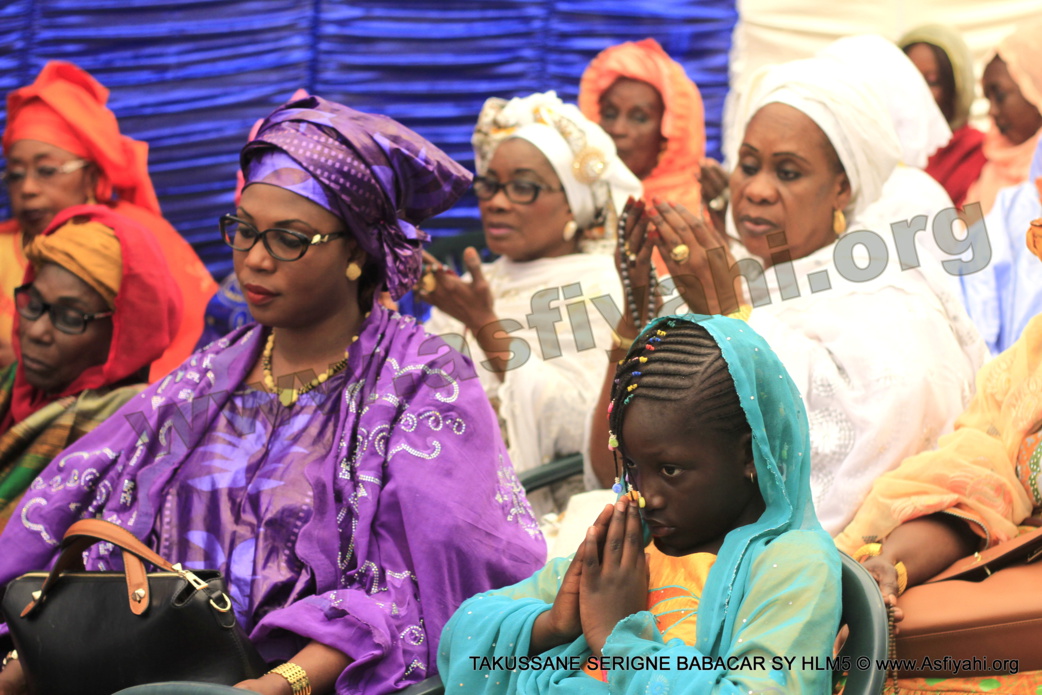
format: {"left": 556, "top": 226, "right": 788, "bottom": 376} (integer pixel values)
{"left": 345, "top": 262, "right": 362, "bottom": 282}
{"left": 563, "top": 220, "right": 578, "bottom": 242}
{"left": 748, "top": 471, "right": 756, "bottom": 484}
{"left": 832, "top": 209, "right": 846, "bottom": 236}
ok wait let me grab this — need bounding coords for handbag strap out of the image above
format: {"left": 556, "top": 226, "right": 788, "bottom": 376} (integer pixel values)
{"left": 20, "top": 519, "right": 176, "bottom": 619}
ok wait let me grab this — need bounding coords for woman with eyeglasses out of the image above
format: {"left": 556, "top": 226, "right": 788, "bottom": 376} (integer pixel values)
{"left": 0, "top": 204, "right": 181, "bottom": 533}
{"left": 422, "top": 91, "right": 641, "bottom": 517}
{"left": 0, "top": 95, "right": 545, "bottom": 695}
{"left": 0, "top": 61, "right": 216, "bottom": 377}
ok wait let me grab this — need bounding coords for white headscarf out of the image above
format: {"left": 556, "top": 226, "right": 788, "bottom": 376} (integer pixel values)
{"left": 818, "top": 35, "right": 952, "bottom": 169}
{"left": 472, "top": 91, "right": 641, "bottom": 233}
{"left": 728, "top": 58, "right": 901, "bottom": 224}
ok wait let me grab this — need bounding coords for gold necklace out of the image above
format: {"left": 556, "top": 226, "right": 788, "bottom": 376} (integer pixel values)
{"left": 262, "top": 330, "right": 356, "bottom": 407}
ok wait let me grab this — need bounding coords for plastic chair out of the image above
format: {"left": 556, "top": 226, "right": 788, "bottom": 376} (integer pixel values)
{"left": 518, "top": 453, "right": 583, "bottom": 493}
{"left": 112, "top": 677, "right": 450, "bottom": 695}
{"left": 112, "top": 683, "right": 243, "bottom": 695}
{"left": 396, "top": 675, "right": 445, "bottom": 694}
{"left": 426, "top": 231, "right": 488, "bottom": 273}
{"left": 836, "top": 551, "right": 889, "bottom": 695}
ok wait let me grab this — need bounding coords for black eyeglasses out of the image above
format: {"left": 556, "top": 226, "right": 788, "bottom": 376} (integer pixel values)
{"left": 220, "top": 214, "right": 347, "bottom": 262}
{"left": 1, "top": 159, "right": 90, "bottom": 187}
{"left": 14, "top": 285, "right": 113, "bottom": 335}
{"left": 472, "top": 176, "right": 564, "bottom": 205}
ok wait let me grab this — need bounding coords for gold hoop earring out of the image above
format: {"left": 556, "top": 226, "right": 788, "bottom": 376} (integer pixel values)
{"left": 832, "top": 209, "right": 846, "bottom": 236}
{"left": 345, "top": 262, "right": 362, "bottom": 282}
{"left": 563, "top": 220, "right": 578, "bottom": 242}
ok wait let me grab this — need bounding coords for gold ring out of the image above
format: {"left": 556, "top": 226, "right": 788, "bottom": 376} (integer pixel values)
{"left": 420, "top": 272, "right": 437, "bottom": 294}
{"left": 670, "top": 244, "right": 690, "bottom": 263}
{"left": 708, "top": 189, "right": 729, "bottom": 212}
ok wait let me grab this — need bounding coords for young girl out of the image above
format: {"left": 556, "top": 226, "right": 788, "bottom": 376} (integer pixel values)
{"left": 438, "top": 314, "right": 841, "bottom": 694}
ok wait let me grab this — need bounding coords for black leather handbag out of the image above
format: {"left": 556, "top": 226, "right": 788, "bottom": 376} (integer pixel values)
{"left": 1, "top": 519, "right": 267, "bottom": 695}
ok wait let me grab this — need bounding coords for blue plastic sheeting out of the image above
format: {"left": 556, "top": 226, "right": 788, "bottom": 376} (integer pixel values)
{"left": 0, "top": 0, "right": 736, "bottom": 283}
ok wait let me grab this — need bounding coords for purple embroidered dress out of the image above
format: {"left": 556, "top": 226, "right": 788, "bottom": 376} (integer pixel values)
{"left": 0, "top": 96, "right": 547, "bottom": 694}
{"left": 0, "top": 308, "right": 545, "bottom": 692}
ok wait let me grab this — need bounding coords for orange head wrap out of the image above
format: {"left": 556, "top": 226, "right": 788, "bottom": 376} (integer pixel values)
{"left": 24, "top": 219, "right": 123, "bottom": 309}
{"left": 3, "top": 61, "right": 160, "bottom": 215}
{"left": 578, "top": 38, "right": 705, "bottom": 212}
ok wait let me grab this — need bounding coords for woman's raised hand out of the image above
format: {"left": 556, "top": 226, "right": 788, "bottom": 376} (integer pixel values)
{"left": 699, "top": 158, "right": 730, "bottom": 235}
{"left": 615, "top": 197, "right": 658, "bottom": 337}
{"left": 417, "top": 248, "right": 496, "bottom": 332}
{"left": 649, "top": 199, "right": 745, "bottom": 316}
{"left": 580, "top": 498, "right": 649, "bottom": 657}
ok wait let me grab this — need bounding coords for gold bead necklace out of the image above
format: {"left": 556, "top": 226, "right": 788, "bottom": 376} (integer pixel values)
{"left": 262, "top": 330, "right": 357, "bottom": 407}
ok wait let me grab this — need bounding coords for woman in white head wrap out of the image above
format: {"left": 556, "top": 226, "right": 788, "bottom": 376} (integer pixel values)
{"left": 423, "top": 91, "right": 641, "bottom": 518}
{"left": 586, "top": 57, "right": 987, "bottom": 535}
{"left": 818, "top": 34, "right": 959, "bottom": 267}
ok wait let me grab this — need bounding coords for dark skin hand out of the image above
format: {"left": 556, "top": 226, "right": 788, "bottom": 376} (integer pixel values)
{"left": 235, "top": 640, "right": 352, "bottom": 694}
{"left": 649, "top": 200, "right": 745, "bottom": 316}
{"left": 417, "top": 248, "right": 514, "bottom": 382}
{"left": 858, "top": 514, "right": 979, "bottom": 630}
{"left": 699, "top": 157, "right": 730, "bottom": 236}
{"left": 0, "top": 660, "right": 26, "bottom": 695}
{"left": 588, "top": 197, "right": 660, "bottom": 488}
{"left": 530, "top": 504, "right": 615, "bottom": 655}
{"left": 580, "top": 497, "right": 649, "bottom": 657}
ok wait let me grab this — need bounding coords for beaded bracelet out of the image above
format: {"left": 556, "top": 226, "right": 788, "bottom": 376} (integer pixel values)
{"left": 617, "top": 207, "right": 658, "bottom": 329}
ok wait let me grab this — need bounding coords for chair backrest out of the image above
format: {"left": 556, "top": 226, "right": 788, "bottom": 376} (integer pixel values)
{"left": 112, "top": 683, "right": 244, "bottom": 695}
{"left": 426, "top": 231, "right": 488, "bottom": 274}
{"left": 836, "top": 551, "right": 889, "bottom": 695}
{"left": 518, "top": 453, "right": 583, "bottom": 493}
{"left": 395, "top": 675, "right": 445, "bottom": 694}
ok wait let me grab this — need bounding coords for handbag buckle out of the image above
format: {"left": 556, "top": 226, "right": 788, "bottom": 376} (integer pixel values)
{"left": 171, "top": 563, "right": 233, "bottom": 613}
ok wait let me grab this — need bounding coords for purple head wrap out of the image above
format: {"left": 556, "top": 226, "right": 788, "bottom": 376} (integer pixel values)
{"left": 241, "top": 95, "right": 472, "bottom": 299}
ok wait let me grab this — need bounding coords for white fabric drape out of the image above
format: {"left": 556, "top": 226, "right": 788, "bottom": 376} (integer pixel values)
{"left": 747, "top": 236, "right": 987, "bottom": 533}
{"left": 425, "top": 253, "right": 623, "bottom": 518}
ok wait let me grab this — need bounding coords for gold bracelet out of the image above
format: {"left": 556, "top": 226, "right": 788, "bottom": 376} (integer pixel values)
{"left": 726, "top": 304, "right": 753, "bottom": 322}
{"left": 894, "top": 560, "right": 909, "bottom": 596}
{"left": 269, "top": 662, "right": 311, "bottom": 695}
{"left": 610, "top": 331, "right": 637, "bottom": 362}
{"left": 853, "top": 542, "right": 909, "bottom": 595}
{"left": 852, "top": 542, "right": 882, "bottom": 563}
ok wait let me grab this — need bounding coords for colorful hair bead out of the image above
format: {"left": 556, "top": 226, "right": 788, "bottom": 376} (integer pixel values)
{"left": 656, "top": 330, "right": 667, "bottom": 337}
{"left": 646, "top": 344, "right": 656, "bottom": 351}
{"left": 607, "top": 401, "right": 614, "bottom": 414}
{"left": 627, "top": 384, "right": 638, "bottom": 392}
{"left": 611, "top": 479, "right": 623, "bottom": 494}
{"left": 632, "top": 371, "right": 642, "bottom": 377}
{"left": 639, "top": 356, "right": 648, "bottom": 363}
{"left": 608, "top": 433, "right": 619, "bottom": 449}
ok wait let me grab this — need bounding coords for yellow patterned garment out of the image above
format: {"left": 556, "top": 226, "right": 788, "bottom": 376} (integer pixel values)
{"left": 836, "top": 314, "right": 1042, "bottom": 694}
{"left": 584, "top": 547, "right": 716, "bottom": 681}
{"left": 836, "top": 314, "right": 1042, "bottom": 554}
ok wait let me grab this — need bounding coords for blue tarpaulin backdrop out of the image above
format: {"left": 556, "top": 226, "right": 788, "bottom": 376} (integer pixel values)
{"left": 0, "top": 0, "right": 736, "bottom": 283}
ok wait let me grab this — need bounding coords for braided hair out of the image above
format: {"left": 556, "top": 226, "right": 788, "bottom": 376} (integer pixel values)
{"left": 607, "top": 318, "right": 751, "bottom": 489}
